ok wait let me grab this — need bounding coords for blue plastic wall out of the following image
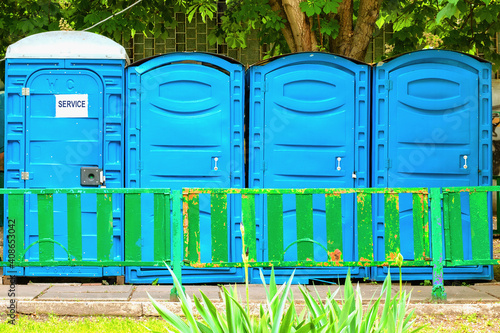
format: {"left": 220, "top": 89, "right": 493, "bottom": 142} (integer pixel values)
{"left": 247, "top": 52, "right": 370, "bottom": 284}
{"left": 125, "top": 53, "right": 245, "bottom": 284}
{"left": 372, "top": 50, "right": 493, "bottom": 281}
{"left": 0, "top": 91, "right": 4, "bottom": 228}
{"left": 3, "top": 59, "right": 126, "bottom": 277}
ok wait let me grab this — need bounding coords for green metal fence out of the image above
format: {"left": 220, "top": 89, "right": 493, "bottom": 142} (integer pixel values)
{"left": 1, "top": 187, "right": 498, "bottom": 301}
{"left": 181, "top": 188, "right": 431, "bottom": 268}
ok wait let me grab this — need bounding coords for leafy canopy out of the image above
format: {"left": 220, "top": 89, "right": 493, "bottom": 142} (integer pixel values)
{"left": 1, "top": 0, "right": 500, "bottom": 66}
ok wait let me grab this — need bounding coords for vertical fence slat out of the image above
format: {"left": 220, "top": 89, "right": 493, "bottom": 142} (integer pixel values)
{"left": 443, "top": 193, "right": 451, "bottom": 261}
{"left": 8, "top": 194, "right": 25, "bottom": 262}
{"left": 38, "top": 194, "right": 54, "bottom": 261}
{"left": 357, "top": 192, "right": 373, "bottom": 261}
{"left": 97, "top": 193, "right": 113, "bottom": 261}
{"left": 470, "top": 191, "right": 490, "bottom": 260}
{"left": 172, "top": 190, "right": 183, "bottom": 294}
{"left": 67, "top": 194, "right": 82, "bottom": 261}
{"left": 430, "top": 187, "right": 446, "bottom": 300}
{"left": 125, "top": 193, "right": 142, "bottom": 261}
{"left": 242, "top": 193, "right": 257, "bottom": 262}
{"left": 384, "top": 193, "right": 400, "bottom": 261}
{"left": 154, "top": 193, "right": 170, "bottom": 262}
{"left": 412, "top": 193, "right": 429, "bottom": 261}
{"left": 211, "top": 193, "right": 228, "bottom": 263}
{"left": 267, "top": 194, "right": 283, "bottom": 261}
{"left": 325, "top": 193, "right": 343, "bottom": 261}
{"left": 448, "top": 192, "right": 463, "bottom": 261}
{"left": 296, "top": 194, "right": 314, "bottom": 261}
{"left": 184, "top": 193, "right": 200, "bottom": 263}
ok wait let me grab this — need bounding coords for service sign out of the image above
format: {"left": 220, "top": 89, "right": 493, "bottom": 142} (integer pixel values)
{"left": 55, "top": 94, "right": 88, "bottom": 118}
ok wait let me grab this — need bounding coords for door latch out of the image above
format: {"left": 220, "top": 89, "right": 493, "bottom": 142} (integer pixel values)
{"left": 81, "top": 167, "right": 105, "bottom": 187}
{"left": 463, "top": 155, "right": 468, "bottom": 169}
{"left": 336, "top": 157, "right": 342, "bottom": 171}
{"left": 213, "top": 157, "right": 219, "bottom": 171}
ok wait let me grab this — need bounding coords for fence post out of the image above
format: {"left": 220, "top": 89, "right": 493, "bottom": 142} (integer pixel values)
{"left": 170, "top": 190, "right": 183, "bottom": 301}
{"left": 430, "top": 187, "right": 447, "bottom": 301}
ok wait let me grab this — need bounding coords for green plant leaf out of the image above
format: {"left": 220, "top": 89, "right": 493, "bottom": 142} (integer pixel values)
{"left": 436, "top": 2, "right": 458, "bottom": 23}
{"left": 148, "top": 293, "right": 190, "bottom": 332}
{"left": 271, "top": 270, "right": 296, "bottom": 333}
{"left": 278, "top": 300, "right": 296, "bottom": 333}
{"left": 323, "top": 0, "right": 341, "bottom": 14}
{"left": 164, "top": 265, "right": 200, "bottom": 333}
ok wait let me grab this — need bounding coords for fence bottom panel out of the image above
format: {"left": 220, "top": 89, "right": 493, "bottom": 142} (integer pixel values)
{"left": 125, "top": 267, "right": 244, "bottom": 284}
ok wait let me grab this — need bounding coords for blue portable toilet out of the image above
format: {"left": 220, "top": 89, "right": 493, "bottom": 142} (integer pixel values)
{"left": 0, "top": 90, "right": 4, "bottom": 228}
{"left": 125, "top": 52, "right": 245, "bottom": 284}
{"left": 372, "top": 49, "right": 493, "bottom": 281}
{"left": 3, "top": 31, "right": 128, "bottom": 277}
{"left": 247, "top": 52, "right": 370, "bottom": 283}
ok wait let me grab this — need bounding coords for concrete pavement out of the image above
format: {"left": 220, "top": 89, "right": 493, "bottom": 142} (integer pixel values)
{"left": 1, "top": 281, "right": 500, "bottom": 317}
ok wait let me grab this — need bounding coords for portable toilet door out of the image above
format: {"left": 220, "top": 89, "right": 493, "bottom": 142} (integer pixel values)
{"left": 372, "top": 50, "right": 492, "bottom": 281}
{"left": 3, "top": 31, "right": 128, "bottom": 277}
{"left": 247, "top": 52, "right": 370, "bottom": 283}
{"left": 125, "top": 53, "right": 245, "bottom": 284}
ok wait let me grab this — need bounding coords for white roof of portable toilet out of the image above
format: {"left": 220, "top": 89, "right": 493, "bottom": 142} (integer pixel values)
{"left": 6, "top": 31, "right": 130, "bottom": 64}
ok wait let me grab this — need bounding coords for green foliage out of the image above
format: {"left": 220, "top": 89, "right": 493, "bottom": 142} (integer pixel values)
{"left": 0, "top": 0, "right": 63, "bottom": 58}
{"left": 149, "top": 266, "right": 424, "bottom": 333}
{"left": 300, "top": 0, "right": 341, "bottom": 16}
{"left": 2, "top": 0, "right": 500, "bottom": 68}
{"left": 380, "top": 0, "right": 500, "bottom": 69}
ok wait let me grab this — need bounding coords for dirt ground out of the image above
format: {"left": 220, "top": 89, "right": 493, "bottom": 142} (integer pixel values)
{"left": 413, "top": 314, "right": 500, "bottom": 332}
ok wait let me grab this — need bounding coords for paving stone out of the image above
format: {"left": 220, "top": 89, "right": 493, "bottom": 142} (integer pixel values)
{"left": 48, "top": 285, "right": 132, "bottom": 293}
{"left": 0, "top": 285, "right": 48, "bottom": 300}
{"left": 17, "top": 301, "right": 143, "bottom": 316}
{"left": 306, "top": 284, "right": 387, "bottom": 302}
{"left": 468, "top": 285, "right": 500, "bottom": 301}
{"left": 38, "top": 285, "right": 133, "bottom": 301}
{"left": 220, "top": 284, "right": 305, "bottom": 303}
{"left": 396, "top": 285, "right": 433, "bottom": 302}
{"left": 37, "top": 292, "right": 132, "bottom": 301}
{"left": 132, "top": 285, "right": 221, "bottom": 301}
{"left": 442, "top": 286, "right": 498, "bottom": 303}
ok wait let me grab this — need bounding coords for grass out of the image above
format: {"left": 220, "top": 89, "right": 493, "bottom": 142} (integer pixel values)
{"left": 2, "top": 313, "right": 499, "bottom": 333}
{"left": 0, "top": 314, "right": 170, "bottom": 332}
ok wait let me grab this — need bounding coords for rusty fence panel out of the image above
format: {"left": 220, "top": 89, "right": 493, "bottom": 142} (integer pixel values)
{"left": 181, "top": 188, "right": 431, "bottom": 269}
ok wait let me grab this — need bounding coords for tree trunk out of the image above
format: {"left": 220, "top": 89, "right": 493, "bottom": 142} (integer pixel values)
{"left": 269, "top": 0, "right": 318, "bottom": 53}
{"left": 331, "top": 0, "right": 383, "bottom": 61}
{"left": 349, "top": 0, "right": 383, "bottom": 60}
{"left": 268, "top": 0, "right": 381, "bottom": 61}
{"left": 269, "top": 0, "right": 297, "bottom": 52}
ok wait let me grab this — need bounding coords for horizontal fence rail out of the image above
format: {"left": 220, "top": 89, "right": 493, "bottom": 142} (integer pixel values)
{"left": 1, "top": 187, "right": 499, "bottom": 300}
